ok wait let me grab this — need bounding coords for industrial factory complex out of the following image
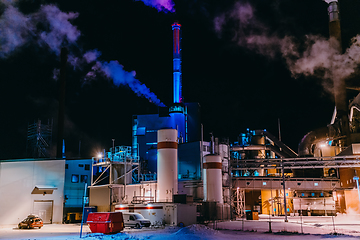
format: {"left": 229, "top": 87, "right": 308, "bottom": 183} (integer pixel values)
{"left": 1, "top": 0, "right": 360, "bottom": 227}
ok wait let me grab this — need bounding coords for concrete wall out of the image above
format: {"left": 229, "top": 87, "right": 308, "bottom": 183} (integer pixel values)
{"left": 344, "top": 189, "right": 360, "bottom": 214}
{"left": 89, "top": 187, "right": 110, "bottom": 212}
{"left": 0, "top": 159, "right": 65, "bottom": 225}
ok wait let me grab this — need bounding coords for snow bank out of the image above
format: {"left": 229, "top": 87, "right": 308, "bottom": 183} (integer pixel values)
{"left": 84, "top": 232, "right": 143, "bottom": 239}
{"left": 175, "top": 224, "right": 219, "bottom": 236}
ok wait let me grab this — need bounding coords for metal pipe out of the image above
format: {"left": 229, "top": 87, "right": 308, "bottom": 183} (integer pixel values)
{"left": 282, "top": 159, "right": 288, "bottom": 222}
{"left": 56, "top": 48, "right": 67, "bottom": 159}
{"left": 80, "top": 182, "right": 87, "bottom": 238}
{"left": 354, "top": 176, "right": 360, "bottom": 205}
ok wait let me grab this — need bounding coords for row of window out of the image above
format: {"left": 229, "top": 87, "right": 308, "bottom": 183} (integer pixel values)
{"left": 65, "top": 164, "right": 90, "bottom": 170}
{"left": 71, "top": 174, "right": 88, "bottom": 183}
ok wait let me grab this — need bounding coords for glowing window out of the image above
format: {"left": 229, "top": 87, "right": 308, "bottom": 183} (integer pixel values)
{"left": 314, "top": 182, "right": 318, "bottom": 186}
{"left": 81, "top": 175, "right": 88, "bottom": 183}
{"left": 85, "top": 164, "right": 90, "bottom": 170}
{"left": 311, "top": 193, "right": 315, "bottom": 197}
{"left": 136, "top": 127, "right": 146, "bottom": 135}
{"left": 263, "top": 182, "right": 267, "bottom": 186}
{"left": 71, "top": 174, "right": 79, "bottom": 183}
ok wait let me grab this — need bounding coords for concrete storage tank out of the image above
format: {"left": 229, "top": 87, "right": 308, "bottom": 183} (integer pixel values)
{"left": 203, "top": 154, "right": 223, "bottom": 203}
{"left": 157, "top": 128, "right": 178, "bottom": 202}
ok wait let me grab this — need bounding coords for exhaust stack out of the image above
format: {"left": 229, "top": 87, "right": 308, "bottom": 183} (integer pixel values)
{"left": 327, "top": 0, "right": 351, "bottom": 146}
{"left": 172, "top": 22, "right": 182, "bottom": 104}
{"left": 327, "top": 0, "right": 342, "bottom": 51}
{"left": 56, "top": 47, "right": 68, "bottom": 159}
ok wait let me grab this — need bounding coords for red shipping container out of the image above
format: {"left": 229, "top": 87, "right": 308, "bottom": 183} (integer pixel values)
{"left": 87, "top": 212, "right": 124, "bottom": 234}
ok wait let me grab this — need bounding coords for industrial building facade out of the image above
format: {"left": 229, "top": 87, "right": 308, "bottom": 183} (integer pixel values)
{"left": 2, "top": 0, "right": 360, "bottom": 227}
{"left": 87, "top": 1, "right": 360, "bottom": 224}
{"left": 0, "top": 159, "right": 65, "bottom": 225}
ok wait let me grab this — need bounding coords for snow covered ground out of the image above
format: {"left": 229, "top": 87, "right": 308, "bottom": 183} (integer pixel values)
{"left": 1, "top": 214, "right": 360, "bottom": 240}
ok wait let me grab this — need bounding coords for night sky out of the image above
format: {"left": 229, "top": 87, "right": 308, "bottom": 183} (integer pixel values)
{"left": 0, "top": 0, "right": 360, "bottom": 159}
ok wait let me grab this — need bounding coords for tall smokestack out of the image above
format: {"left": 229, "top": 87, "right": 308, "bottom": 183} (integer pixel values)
{"left": 327, "top": 0, "right": 342, "bottom": 51}
{"left": 327, "top": 0, "right": 350, "bottom": 146}
{"left": 172, "top": 22, "right": 182, "bottom": 103}
{"left": 56, "top": 47, "right": 68, "bottom": 159}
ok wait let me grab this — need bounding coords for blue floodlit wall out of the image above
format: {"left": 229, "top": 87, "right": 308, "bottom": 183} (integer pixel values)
{"left": 178, "top": 141, "right": 201, "bottom": 180}
{"left": 134, "top": 113, "right": 185, "bottom": 173}
{"left": 132, "top": 103, "right": 201, "bottom": 175}
{"left": 185, "top": 102, "right": 201, "bottom": 142}
{"left": 64, "top": 159, "right": 92, "bottom": 208}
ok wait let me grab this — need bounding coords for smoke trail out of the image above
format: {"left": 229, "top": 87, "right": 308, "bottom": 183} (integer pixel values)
{"left": 214, "top": 2, "right": 360, "bottom": 96}
{"left": 101, "top": 60, "right": 166, "bottom": 106}
{"left": 37, "top": 5, "right": 80, "bottom": 55}
{"left": 85, "top": 58, "right": 165, "bottom": 107}
{"left": 0, "top": 3, "right": 80, "bottom": 57}
{"left": 0, "top": 5, "right": 33, "bottom": 57}
{"left": 0, "top": 2, "right": 164, "bottom": 106}
{"left": 69, "top": 48, "right": 166, "bottom": 106}
{"left": 136, "top": 0, "right": 175, "bottom": 12}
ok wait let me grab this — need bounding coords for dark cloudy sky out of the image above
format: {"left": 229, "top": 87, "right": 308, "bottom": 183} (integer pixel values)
{"left": 0, "top": 0, "right": 360, "bottom": 159}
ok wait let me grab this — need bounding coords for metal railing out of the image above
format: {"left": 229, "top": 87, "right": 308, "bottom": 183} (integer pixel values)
{"left": 132, "top": 196, "right": 155, "bottom": 204}
{"left": 231, "top": 155, "right": 360, "bottom": 170}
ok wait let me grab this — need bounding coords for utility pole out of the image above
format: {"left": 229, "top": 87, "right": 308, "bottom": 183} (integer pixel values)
{"left": 80, "top": 182, "right": 87, "bottom": 238}
{"left": 282, "top": 159, "right": 288, "bottom": 222}
{"left": 354, "top": 176, "right": 360, "bottom": 205}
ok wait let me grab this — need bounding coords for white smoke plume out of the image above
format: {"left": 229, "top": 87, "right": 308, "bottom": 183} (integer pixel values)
{"left": 37, "top": 5, "right": 80, "bottom": 55}
{"left": 85, "top": 59, "right": 165, "bottom": 107}
{"left": 81, "top": 48, "right": 165, "bottom": 106}
{"left": 136, "top": 0, "right": 175, "bottom": 12}
{"left": 0, "top": 3, "right": 79, "bottom": 57}
{"left": 214, "top": 2, "right": 360, "bottom": 96}
{"left": 0, "top": 5, "right": 33, "bottom": 57}
{"left": 0, "top": 2, "right": 164, "bottom": 106}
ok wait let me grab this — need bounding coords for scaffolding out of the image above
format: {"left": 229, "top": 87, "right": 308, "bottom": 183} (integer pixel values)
{"left": 232, "top": 187, "right": 245, "bottom": 217}
{"left": 91, "top": 146, "right": 140, "bottom": 186}
{"left": 91, "top": 146, "right": 140, "bottom": 208}
{"left": 26, "top": 119, "right": 53, "bottom": 158}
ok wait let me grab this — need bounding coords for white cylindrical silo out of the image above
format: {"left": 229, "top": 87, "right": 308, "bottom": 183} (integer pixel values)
{"left": 157, "top": 128, "right": 178, "bottom": 202}
{"left": 203, "top": 154, "right": 223, "bottom": 203}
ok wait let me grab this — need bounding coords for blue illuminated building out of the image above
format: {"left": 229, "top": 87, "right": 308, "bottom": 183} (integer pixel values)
{"left": 63, "top": 159, "right": 92, "bottom": 219}
{"left": 131, "top": 22, "right": 203, "bottom": 180}
{"left": 132, "top": 102, "right": 201, "bottom": 179}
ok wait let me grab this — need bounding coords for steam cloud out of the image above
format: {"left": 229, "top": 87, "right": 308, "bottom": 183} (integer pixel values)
{"left": 214, "top": 2, "right": 360, "bottom": 96}
{"left": 82, "top": 50, "right": 165, "bottom": 106}
{"left": 0, "top": 3, "right": 80, "bottom": 57}
{"left": 88, "top": 60, "right": 165, "bottom": 106}
{"left": 136, "top": 0, "right": 175, "bottom": 12}
{"left": 0, "top": 1, "right": 165, "bottom": 106}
